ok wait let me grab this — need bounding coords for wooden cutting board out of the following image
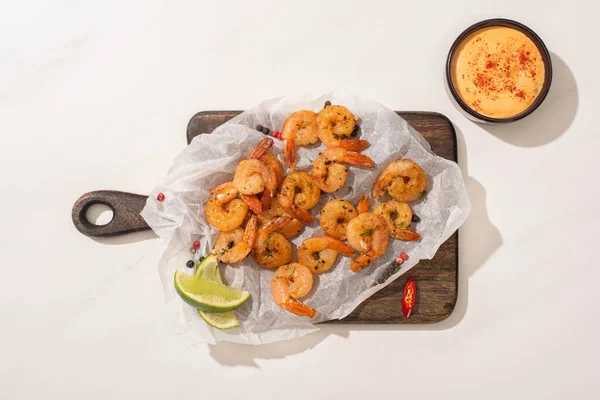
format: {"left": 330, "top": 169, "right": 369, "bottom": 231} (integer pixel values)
{"left": 72, "top": 111, "right": 458, "bottom": 324}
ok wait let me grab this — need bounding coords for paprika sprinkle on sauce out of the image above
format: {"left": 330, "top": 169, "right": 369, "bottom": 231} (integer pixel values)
{"left": 451, "top": 26, "right": 545, "bottom": 118}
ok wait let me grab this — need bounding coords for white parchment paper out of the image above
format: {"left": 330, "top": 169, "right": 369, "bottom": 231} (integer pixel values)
{"left": 141, "top": 93, "right": 471, "bottom": 345}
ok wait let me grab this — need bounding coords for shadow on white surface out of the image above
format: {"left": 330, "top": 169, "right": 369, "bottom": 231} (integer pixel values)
{"left": 208, "top": 124, "right": 503, "bottom": 366}
{"left": 481, "top": 53, "right": 577, "bottom": 147}
{"left": 208, "top": 329, "right": 346, "bottom": 367}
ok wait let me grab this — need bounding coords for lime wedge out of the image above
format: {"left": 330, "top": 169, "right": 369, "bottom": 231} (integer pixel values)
{"left": 199, "top": 310, "right": 240, "bottom": 330}
{"left": 174, "top": 270, "right": 250, "bottom": 312}
{"left": 193, "top": 255, "right": 241, "bottom": 329}
{"left": 194, "top": 255, "right": 222, "bottom": 282}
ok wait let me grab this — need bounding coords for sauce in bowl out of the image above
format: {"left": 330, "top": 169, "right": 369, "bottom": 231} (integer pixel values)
{"left": 450, "top": 25, "right": 546, "bottom": 119}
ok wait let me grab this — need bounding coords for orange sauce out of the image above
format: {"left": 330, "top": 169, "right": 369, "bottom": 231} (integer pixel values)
{"left": 451, "top": 26, "right": 545, "bottom": 118}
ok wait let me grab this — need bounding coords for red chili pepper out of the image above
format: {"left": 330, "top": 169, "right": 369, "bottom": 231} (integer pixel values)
{"left": 402, "top": 277, "right": 416, "bottom": 318}
{"left": 400, "top": 252, "right": 409, "bottom": 261}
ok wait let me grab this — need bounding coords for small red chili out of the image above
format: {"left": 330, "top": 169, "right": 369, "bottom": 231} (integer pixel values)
{"left": 273, "top": 130, "right": 281, "bottom": 139}
{"left": 402, "top": 277, "right": 416, "bottom": 318}
{"left": 193, "top": 240, "right": 200, "bottom": 249}
{"left": 157, "top": 192, "right": 165, "bottom": 201}
{"left": 400, "top": 252, "right": 409, "bottom": 261}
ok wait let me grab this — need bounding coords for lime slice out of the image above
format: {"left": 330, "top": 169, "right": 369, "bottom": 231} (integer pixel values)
{"left": 194, "top": 255, "right": 222, "bottom": 283}
{"left": 198, "top": 310, "right": 240, "bottom": 330}
{"left": 174, "top": 270, "right": 250, "bottom": 312}
{"left": 192, "top": 255, "right": 241, "bottom": 329}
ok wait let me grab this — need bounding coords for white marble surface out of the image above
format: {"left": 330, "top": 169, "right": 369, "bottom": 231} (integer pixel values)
{"left": 1, "top": 1, "right": 598, "bottom": 398}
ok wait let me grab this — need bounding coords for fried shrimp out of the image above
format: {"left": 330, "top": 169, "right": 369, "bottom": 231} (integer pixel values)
{"left": 296, "top": 236, "right": 354, "bottom": 274}
{"left": 252, "top": 216, "right": 293, "bottom": 269}
{"left": 210, "top": 181, "right": 262, "bottom": 214}
{"left": 279, "top": 172, "right": 321, "bottom": 223}
{"left": 205, "top": 182, "right": 251, "bottom": 231}
{"left": 257, "top": 197, "right": 303, "bottom": 238}
{"left": 319, "top": 199, "right": 358, "bottom": 240}
{"left": 271, "top": 263, "right": 316, "bottom": 318}
{"left": 213, "top": 215, "right": 258, "bottom": 263}
{"left": 372, "top": 159, "right": 427, "bottom": 202}
{"left": 373, "top": 200, "right": 421, "bottom": 241}
{"left": 311, "top": 147, "right": 374, "bottom": 193}
{"left": 282, "top": 110, "right": 319, "bottom": 170}
{"left": 317, "top": 105, "right": 369, "bottom": 151}
{"left": 346, "top": 196, "right": 390, "bottom": 271}
{"left": 233, "top": 159, "right": 278, "bottom": 198}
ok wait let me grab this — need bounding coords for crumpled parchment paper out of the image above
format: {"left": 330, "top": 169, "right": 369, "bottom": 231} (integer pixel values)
{"left": 141, "top": 93, "right": 471, "bottom": 345}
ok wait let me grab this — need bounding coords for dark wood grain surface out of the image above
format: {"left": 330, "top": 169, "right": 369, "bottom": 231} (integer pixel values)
{"left": 187, "top": 111, "right": 458, "bottom": 324}
{"left": 72, "top": 190, "right": 150, "bottom": 237}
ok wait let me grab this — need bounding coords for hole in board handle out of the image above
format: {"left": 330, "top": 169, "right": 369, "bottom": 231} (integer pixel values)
{"left": 85, "top": 204, "right": 114, "bottom": 226}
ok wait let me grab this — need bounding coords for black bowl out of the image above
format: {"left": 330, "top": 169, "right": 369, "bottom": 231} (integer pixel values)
{"left": 445, "top": 18, "right": 552, "bottom": 123}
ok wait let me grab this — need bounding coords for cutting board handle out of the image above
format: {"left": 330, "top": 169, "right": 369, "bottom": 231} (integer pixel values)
{"left": 72, "top": 191, "right": 150, "bottom": 237}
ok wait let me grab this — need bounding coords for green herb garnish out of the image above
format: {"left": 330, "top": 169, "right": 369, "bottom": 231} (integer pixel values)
{"left": 360, "top": 228, "right": 373, "bottom": 236}
{"left": 263, "top": 233, "right": 273, "bottom": 245}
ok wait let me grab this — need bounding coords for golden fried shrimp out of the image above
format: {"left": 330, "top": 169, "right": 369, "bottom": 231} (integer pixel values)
{"left": 317, "top": 105, "right": 369, "bottom": 151}
{"left": 372, "top": 159, "right": 427, "bottom": 202}
{"left": 259, "top": 152, "right": 284, "bottom": 186}
{"left": 210, "top": 181, "right": 262, "bottom": 214}
{"left": 257, "top": 197, "right": 303, "bottom": 238}
{"left": 233, "top": 159, "right": 278, "bottom": 198}
{"left": 279, "top": 172, "right": 321, "bottom": 223}
{"left": 297, "top": 236, "right": 355, "bottom": 274}
{"left": 205, "top": 183, "right": 249, "bottom": 231}
{"left": 282, "top": 110, "right": 319, "bottom": 170}
{"left": 213, "top": 216, "right": 258, "bottom": 263}
{"left": 346, "top": 211, "right": 390, "bottom": 272}
{"left": 311, "top": 147, "right": 374, "bottom": 193}
{"left": 319, "top": 199, "right": 358, "bottom": 240}
{"left": 252, "top": 217, "right": 292, "bottom": 269}
{"left": 271, "top": 263, "right": 316, "bottom": 318}
{"left": 373, "top": 200, "right": 421, "bottom": 241}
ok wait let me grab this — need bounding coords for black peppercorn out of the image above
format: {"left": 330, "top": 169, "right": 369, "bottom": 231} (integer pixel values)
{"left": 256, "top": 124, "right": 264, "bottom": 132}
{"left": 412, "top": 214, "right": 421, "bottom": 223}
{"left": 186, "top": 260, "right": 194, "bottom": 269}
{"left": 324, "top": 101, "right": 331, "bottom": 107}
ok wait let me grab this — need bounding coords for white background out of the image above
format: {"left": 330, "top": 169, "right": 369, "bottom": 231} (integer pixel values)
{"left": 1, "top": 1, "right": 598, "bottom": 398}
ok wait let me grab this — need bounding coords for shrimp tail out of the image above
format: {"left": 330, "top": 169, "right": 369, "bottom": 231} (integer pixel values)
{"left": 243, "top": 216, "right": 258, "bottom": 248}
{"left": 344, "top": 152, "right": 374, "bottom": 168}
{"left": 338, "top": 139, "right": 369, "bottom": 151}
{"left": 261, "top": 189, "right": 274, "bottom": 209}
{"left": 283, "top": 138, "right": 297, "bottom": 170}
{"left": 357, "top": 195, "right": 370, "bottom": 214}
{"left": 240, "top": 194, "right": 262, "bottom": 214}
{"left": 393, "top": 229, "right": 421, "bottom": 241}
{"left": 268, "top": 216, "right": 293, "bottom": 232}
{"left": 372, "top": 174, "right": 393, "bottom": 199}
{"left": 282, "top": 300, "right": 317, "bottom": 318}
{"left": 324, "top": 237, "right": 355, "bottom": 257}
{"left": 350, "top": 249, "right": 380, "bottom": 272}
{"left": 248, "top": 138, "right": 274, "bottom": 160}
